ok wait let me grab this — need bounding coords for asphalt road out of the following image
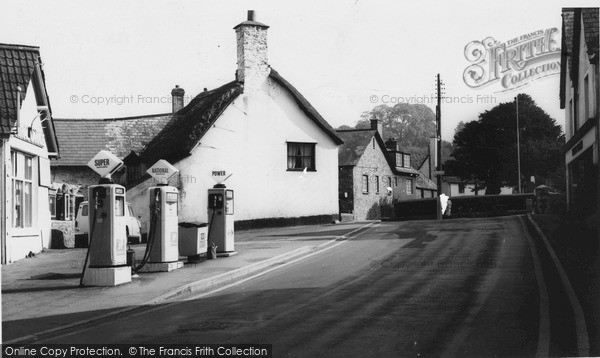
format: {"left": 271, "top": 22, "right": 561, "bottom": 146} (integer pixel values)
{"left": 31, "top": 216, "right": 585, "bottom": 357}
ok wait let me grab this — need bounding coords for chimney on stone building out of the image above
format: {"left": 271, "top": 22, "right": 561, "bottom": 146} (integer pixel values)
{"left": 234, "top": 10, "right": 270, "bottom": 93}
{"left": 385, "top": 138, "right": 398, "bottom": 151}
{"left": 171, "top": 85, "right": 185, "bottom": 113}
{"left": 370, "top": 115, "right": 383, "bottom": 136}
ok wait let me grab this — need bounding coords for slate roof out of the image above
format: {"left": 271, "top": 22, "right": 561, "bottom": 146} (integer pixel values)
{"left": 337, "top": 129, "right": 377, "bottom": 166}
{"left": 336, "top": 129, "right": 419, "bottom": 177}
{"left": 141, "top": 68, "right": 343, "bottom": 165}
{"left": 0, "top": 44, "right": 39, "bottom": 134}
{"left": 416, "top": 171, "right": 437, "bottom": 190}
{"left": 52, "top": 113, "right": 172, "bottom": 166}
{"left": 0, "top": 43, "right": 59, "bottom": 154}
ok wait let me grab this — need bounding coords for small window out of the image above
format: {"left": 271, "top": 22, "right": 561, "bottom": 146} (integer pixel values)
{"left": 115, "top": 197, "right": 125, "bottom": 217}
{"left": 459, "top": 183, "right": 465, "bottom": 194}
{"left": 287, "top": 142, "right": 316, "bottom": 171}
{"left": 372, "top": 138, "right": 375, "bottom": 149}
{"left": 403, "top": 154, "right": 411, "bottom": 168}
{"left": 394, "top": 177, "right": 399, "bottom": 187}
{"left": 387, "top": 177, "right": 392, "bottom": 188}
{"left": 81, "top": 204, "right": 88, "bottom": 217}
{"left": 362, "top": 175, "right": 369, "bottom": 193}
{"left": 406, "top": 178, "right": 413, "bottom": 194}
{"left": 49, "top": 194, "right": 56, "bottom": 219}
{"left": 584, "top": 75, "right": 590, "bottom": 121}
{"left": 396, "top": 153, "right": 402, "bottom": 167}
{"left": 375, "top": 175, "right": 380, "bottom": 194}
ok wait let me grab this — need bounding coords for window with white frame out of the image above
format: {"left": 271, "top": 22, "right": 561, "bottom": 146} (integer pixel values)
{"left": 375, "top": 175, "right": 379, "bottom": 194}
{"left": 287, "top": 142, "right": 316, "bottom": 171}
{"left": 406, "top": 178, "right": 413, "bottom": 195}
{"left": 11, "top": 150, "right": 33, "bottom": 228}
{"left": 362, "top": 174, "right": 369, "bottom": 193}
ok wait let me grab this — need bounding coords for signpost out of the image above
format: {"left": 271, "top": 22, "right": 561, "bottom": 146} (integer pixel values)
{"left": 211, "top": 169, "right": 232, "bottom": 185}
{"left": 147, "top": 159, "right": 179, "bottom": 184}
{"left": 87, "top": 150, "right": 123, "bottom": 179}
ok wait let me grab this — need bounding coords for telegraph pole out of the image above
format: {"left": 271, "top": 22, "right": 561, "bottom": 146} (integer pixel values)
{"left": 515, "top": 95, "right": 522, "bottom": 194}
{"left": 435, "top": 74, "right": 443, "bottom": 220}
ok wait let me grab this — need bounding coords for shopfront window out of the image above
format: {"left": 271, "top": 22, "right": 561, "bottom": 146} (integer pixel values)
{"left": 11, "top": 150, "right": 33, "bottom": 228}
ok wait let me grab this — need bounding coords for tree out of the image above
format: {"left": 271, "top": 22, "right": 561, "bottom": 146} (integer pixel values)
{"left": 357, "top": 103, "right": 451, "bottom": 167}
{"left": 449, "top": 94, "right": 564, "bottom": 194}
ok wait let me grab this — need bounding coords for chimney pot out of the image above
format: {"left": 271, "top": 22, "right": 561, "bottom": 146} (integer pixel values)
{"left": 370, "top": 116, "right": 383, "bottom": 136}
{"left": 248, "top": 10, "right": 255, "bottom": 21}
{"left": 171, "top": 85, "right": 185, "bottom": 113}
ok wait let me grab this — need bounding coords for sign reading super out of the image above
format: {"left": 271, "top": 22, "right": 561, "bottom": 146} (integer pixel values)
{"left": 87, "top": 150, "right": 123, "bottom": 177}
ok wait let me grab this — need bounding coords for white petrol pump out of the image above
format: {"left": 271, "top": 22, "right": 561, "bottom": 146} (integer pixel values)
{"left": 208, "top": 182, "right": 236, "bottom": 256}
{"left": 135, "top": 160, "right": 183, "bottom": 272}
{"left": 81, "top": 150, "right": 131, "bottom": 287}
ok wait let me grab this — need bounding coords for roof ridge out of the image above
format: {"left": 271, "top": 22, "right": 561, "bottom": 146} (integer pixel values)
{"left": 53, "top": 113, "right": 173, "bottom": 122}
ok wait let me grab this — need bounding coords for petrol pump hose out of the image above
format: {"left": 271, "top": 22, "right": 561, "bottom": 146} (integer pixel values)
{"left": 132, "top": 193, "right": 161, "bottom": 273}
{"left": 79, "top": 209, "right": 98, "bottom": 286}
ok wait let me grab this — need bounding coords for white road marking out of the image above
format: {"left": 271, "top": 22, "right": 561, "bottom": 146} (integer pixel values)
{"left": 519, "top": 216, "right": 550, "bottom": 357}
{"left": 527, "top": 214, "right": 590, "bottom": 357}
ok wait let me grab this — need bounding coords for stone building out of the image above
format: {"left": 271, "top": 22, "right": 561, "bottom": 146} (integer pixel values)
{"left": 50, "top": 112, "right": 173, "bottom": 201}
{"left": 337, "top": 119, "right": 419, "bottom": 220}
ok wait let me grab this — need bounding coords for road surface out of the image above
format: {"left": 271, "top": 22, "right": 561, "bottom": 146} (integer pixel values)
{"left": 16, "top": 216, "right": 587, "bottom": 357}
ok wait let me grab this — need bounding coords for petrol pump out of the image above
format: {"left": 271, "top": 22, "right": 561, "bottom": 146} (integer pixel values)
{"left": 81, "top": 150, "right": 131, "bottom": 287}
{"left": 207, "top": 183, "right": 236, "bottom": 256}
{"left": 135, "top": 160, "right": 183, "bottom": 272}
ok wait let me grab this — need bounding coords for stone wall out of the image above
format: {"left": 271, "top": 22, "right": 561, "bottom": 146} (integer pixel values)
{"left": 51, "top": 220, "right": 75, "bottom": 248}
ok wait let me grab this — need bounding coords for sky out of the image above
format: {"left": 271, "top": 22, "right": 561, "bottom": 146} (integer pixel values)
{"left": 2, "top": 0, "right": 598, "bottom": 141}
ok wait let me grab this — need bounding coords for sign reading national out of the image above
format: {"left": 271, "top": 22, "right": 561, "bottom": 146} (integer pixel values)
{"left": 147, "top": 159, "right": 179, "bottom": 182}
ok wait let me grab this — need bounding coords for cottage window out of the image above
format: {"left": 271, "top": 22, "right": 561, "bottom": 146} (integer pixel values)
{"left": 458, "top": 183, "right": 465, "bottom": 194}
{"left": 406, "top": 178, "right": 413, "bottom": 195}
{"left": 396, "top": 153, "right": 402, "bottom": 167}
{"left": 403, "top": 154, "right": 411, "bottom": 168}
{"left": 11, "top": 150, "right": 33, "bottom": 228}
{"left": 375, "top": 175, "right": 380, "bottom": 194}
{"left": 362, "top": 175, "right": 369, "bottom": 193}
{"left": 287, "top": 142, "right": 316, "bottom": 171}
{"left": 387, "top": 177, "right": 392, "bottom": 189}
{"left": 394, "top": 177, "right": 399, "bottom": 187}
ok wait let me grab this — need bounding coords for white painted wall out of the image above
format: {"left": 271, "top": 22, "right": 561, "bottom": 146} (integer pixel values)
{"left": 5, "top": 79, "right": 53, "bottom": 262}
{"left": 129, "top": 77, "right": 339, "bottom": 230}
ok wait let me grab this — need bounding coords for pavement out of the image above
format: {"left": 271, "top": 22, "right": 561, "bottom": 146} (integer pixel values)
{"left": 529, "top": 214, "right": 600, "bottom": 356}
{"left": 1, "top": 221, "right": 377, "bottom": 343}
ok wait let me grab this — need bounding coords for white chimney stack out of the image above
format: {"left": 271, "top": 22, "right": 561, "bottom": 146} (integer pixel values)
{"left": 234, "top": 10, "right": 270, "bottom": 93}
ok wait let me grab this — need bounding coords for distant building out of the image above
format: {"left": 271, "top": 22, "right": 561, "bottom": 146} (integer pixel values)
{"left": 560, "top": 7, "right": 599, "bottom": 216}
{"left": 0, "top": 44, "right": 60, "bottom": 263}
{"left": 50, "top": 113, "right": 173, "bottom": 199}
{"left": 337, "top": 119, "right": 420, "bottom": 220}
{"left": 441, "top": 176, "right": 513, "bottom": 197}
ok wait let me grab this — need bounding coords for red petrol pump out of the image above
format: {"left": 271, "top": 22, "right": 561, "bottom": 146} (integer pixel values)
{"left": 81, "top": 151, "right": 131, "bottom": 287}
